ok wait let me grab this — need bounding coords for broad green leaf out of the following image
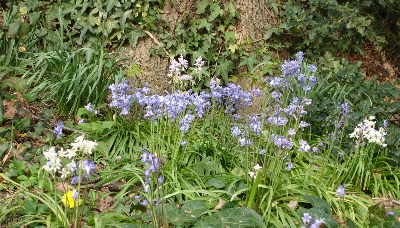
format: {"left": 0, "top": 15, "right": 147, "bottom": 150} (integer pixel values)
{"left": 163, "top": 204, "right": 197, "bottom": 226}
{"left": 198, "top": 18, "right": 213, "bottom": 32}
{"left": 196, "top": 0, "right": 210, "bottom": 14}
{"left": 239, "top": 55, "right": 258, "bottom": 72}
{"left": 224, "top": 3, "right": 236, "bottom": 17}
{"left": 194, "top": 207, "right": 263, "bottom": 228}
{"left": 209, "top": 4, "right": 224, "bottom": 22}
{"left": 104, "top": 20, "right": 119, "bottom": 37}
{"left": 214, "top": 58, "right": 235, "bottom": 83}
{"left": 7, "top": 19, "right": 21, "bottom": 37}
{"left": 181, "top": 200, "right": 208, "bottom": 219}
{"left": 107, "top": 0, "right": 121, "bottom": 12}
{"left": 206, "top": 178, "right": 226, "bottom": 188}
{"left": 303, "top": 195, "right": 330, "bottom": 214}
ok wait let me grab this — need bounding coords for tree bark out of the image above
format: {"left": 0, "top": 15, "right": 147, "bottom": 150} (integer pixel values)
{"left": 124, "top": 0, "right": 285, "bottom": 96}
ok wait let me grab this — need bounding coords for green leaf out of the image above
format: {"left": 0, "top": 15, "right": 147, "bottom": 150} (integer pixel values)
{"left": 197, "top": 18, "right": 213, "bottom": 32}
{"left": 303, "top": 195, "right": 330, "bottom": 214}
{"left": 194, "top": 207, "right": 263, "bottom": 228}
{"left": 206, "top": 178, "right": 226, "bottom": 188}
{"left": 181, "top": 200, "right": 208, "bottom": 219}
{"left": 23, "top": 200, "right": 39, "bottom": 215}
{"left": 209, "top": 4, "right": 224, "bottom": 22}
{"left": 346, "top": 217, "right": 357, "bottom": 228}
{"left": 214, "top": 58, "right": 235, "bottom": 83}
{"left": 223, "top": 3, "right": 236, "bottom": 17}
{"left": 239, "top": 55, "right": 258, "bottom": 72}
{"left": 196, "top": 0, "right": 210, "bottom": 14}
{"left": 163, "top": 204, "right": 197, "bottom": 226}
{"left": 18, "top": 22, "right": 30, "bottom": 37}
{"left": 7, "top": 19, "right": 21, "bottom": 37}
{"left": 369, "top": 202, "right": 386, "bottom": 227}
{"left": 76, "top": 108, "right": 90, "bottom": 117}
{"left": 17, "top": 175, "right": 29, "bottom": 181}
{"left": 128, "top": 28, "right": 145, "bottom": 49}
{"left": 106, "top": 0, "right": 121, "bottom": 12}
{"left": 104, "top": 19, "right": 119, "bottom": 36}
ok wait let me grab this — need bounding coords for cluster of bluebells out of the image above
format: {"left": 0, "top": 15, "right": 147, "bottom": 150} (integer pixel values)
{"left": 301, "top": 213, "right": 324, "bottom": 228}
{"left": 42, "top": 136, "right": 97, "bottom": 182}
{"left": 141, "top": 149, "right": 163, "bottom": 190}
{"left": 266, "top": 52, "right": 317, "bottom": 92}
{"left": 108, "top": 79, "right": 260, "bottom": 133}
{"left": 270, "top": 134, "right": 294, "bottom": 150}
{"left": 265, "top": 95, "right": 312, "bottom": 128}
{"left": 137, "top": 149, "right": 164, "bottom": 206}
{"left": 349, "top": 116, "right": 387, "bottom": 147}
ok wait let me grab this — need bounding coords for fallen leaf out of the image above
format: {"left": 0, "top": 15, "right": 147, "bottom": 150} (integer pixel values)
{"left": 96, "top": 196, "right": 115, "bottom": 212}
{"left": 4, "top": 106, "right": 17, "bottom": 119}
{"left": 287, "top": 200, "right": 298, "bottom": 209}
{"left": 56, "top": 182, "right": 72, "bottom": 193}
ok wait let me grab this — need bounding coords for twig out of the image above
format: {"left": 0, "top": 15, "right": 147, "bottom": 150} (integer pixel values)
{"left": 142, "top": 30, "right": 170, "bottom": 57}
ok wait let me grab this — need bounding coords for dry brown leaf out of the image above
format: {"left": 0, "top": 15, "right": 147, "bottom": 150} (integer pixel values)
{"left": 96, "top": 196, "right": 115, "bottom": 212}
{"left": 4, "top": 106, "right": 17, "bottom": 119}
{"left": 55, "top": 182, "right": 72, "bottom": 193}
{"left": 287, "top": 200, "right": 298, "bottom": 209}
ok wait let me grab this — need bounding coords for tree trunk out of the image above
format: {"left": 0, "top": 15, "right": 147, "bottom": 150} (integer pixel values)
{"left": 123, "top": 0, "right": 285, "bottom": 96}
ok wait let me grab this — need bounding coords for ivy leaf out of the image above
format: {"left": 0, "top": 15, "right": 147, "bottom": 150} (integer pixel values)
{"left": 224, "top": 3, "right": 236, "bottom": 17}
{"left": 196, "top": 0, "right": 210, "bottom": 14}
{"left": 128, "top": 28, "right": 145, "bottom": 49}
{"left": 264, "top": 24, "right": 281, "bottom": 40}
{"left": 239, "top": 55, "right": 258, "bottom": 72}
{"left": 227, "top": 44, "right": 237, "bottom": 53}
{"left": 214, "top": 58, "right": 235, "bottom": 83}
{"left": 197, "top": 18, "right": 213, "bottom": 32}
{"left": 106, "top": 0, "right": 121, "bottom": 12}
{"left": 209, "top": 3, "right": 224, "bottom": 22}
{"left": 104, "top": 19, "right": 119, "bottom": 36}
{"left": 180, "top": 200, "right": 208, "bottom": 219}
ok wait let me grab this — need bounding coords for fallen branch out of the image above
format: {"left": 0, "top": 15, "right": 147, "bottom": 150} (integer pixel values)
{"left": 143, "top": 30, "right": 170, "bottom": 57}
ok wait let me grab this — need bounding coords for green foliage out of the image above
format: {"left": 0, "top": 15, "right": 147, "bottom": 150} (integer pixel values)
{"left": 1, "top": 1, "right": 400, "bottom": 227}
{"left": 305, "top": 56, "right": 400, "bottom": 164}
{"left": 298, "top": 195, "right": 339, "bottom": 228}
{"left": 11, "top": 0, "right": 164, "bottom": 49}
{"left": 161, "top": 200, "right": 263, "bottom": 227}
{"left": 368, "top": 202, "right": 400, "bottom": 227}
{"left": 29, "top": 47, "right": 125, "bottom": 116}
{"left": 274, "top": 0, "right": 394, "bottom": 57}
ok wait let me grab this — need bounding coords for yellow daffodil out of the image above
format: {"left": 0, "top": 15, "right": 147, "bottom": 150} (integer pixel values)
{"left": 61, "top": 190, "right": 82, "bottom": 208}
